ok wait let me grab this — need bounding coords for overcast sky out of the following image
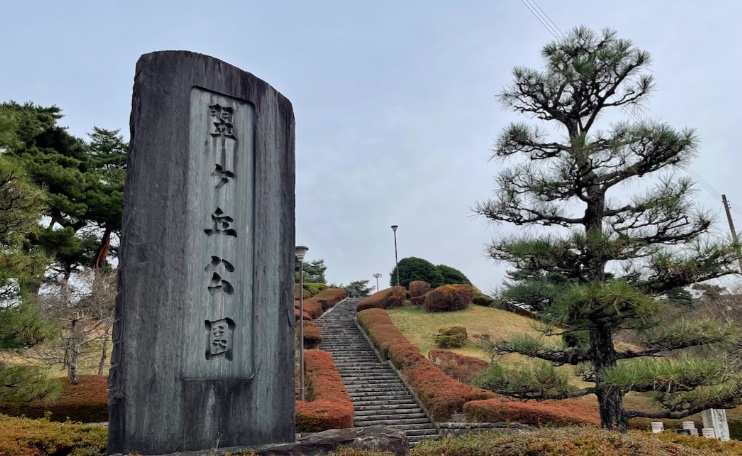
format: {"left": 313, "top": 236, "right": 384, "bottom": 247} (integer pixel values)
{"left": 2, "top": 1, "right": 741, "bottom": 292}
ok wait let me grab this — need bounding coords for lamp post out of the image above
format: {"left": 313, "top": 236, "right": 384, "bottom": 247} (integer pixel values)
{"left": 391, "top": 225, "right": 400, "bottom": 287}
{"left": 373, "top": 273, "right": 382, "bottom": 292}
{"left": 295, "top": 245, "right": 309, "bottom": 401}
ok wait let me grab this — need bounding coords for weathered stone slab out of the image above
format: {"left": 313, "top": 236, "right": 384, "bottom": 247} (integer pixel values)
{"left": 108, "top": 51, "right": 295, "bottom": 455}
{"left": 702, "top": 408, "right": 730, "bottom": 441}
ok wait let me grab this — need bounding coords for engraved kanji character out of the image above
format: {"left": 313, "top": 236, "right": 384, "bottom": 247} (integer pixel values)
{"left": 209, "top": 104, "right": 235, "bottom": 139}
{"left": 212, "top": 164, "right": 235, "bottom": 189}
{"left": 204, "top": 208, "right": 237, "bottom": 237}
{"left": 205, "top": 318, "right": 234, "bottom": 360}
{"left": 205, "top": 256, "right": 235, "bottom": 295}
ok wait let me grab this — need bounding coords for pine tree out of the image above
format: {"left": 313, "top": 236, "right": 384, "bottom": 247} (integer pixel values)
{"left": 475, "top": 27, "right": 740, "bottom": 430}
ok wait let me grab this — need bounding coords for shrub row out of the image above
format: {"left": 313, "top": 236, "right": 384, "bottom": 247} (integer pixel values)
{"left": 0, "top": 414, "right": 107, "bottom": 456}
{"left": 357, "top": 286, "right": 406, "bottom": 311}
{"left": 357, "top": 308, "right": 494, "bottom": 421}
{"left": 294, "top": 288, "right": 348, "bottom": 321}
{"left": 428, "top": 349, "right": 488, "bottom": 384}
{"left": 424, "top": 284, "right": 477, "bottom": 313}
{"left": 464, "top": 397, "right": 600, "bottom": 427}
{"left": 296, "top": 350, "right": 354, "bottom": 432}
{"left": 303, "top": 282, "right": 328, "bottom": 296}
{"left": 410, "top": 426, "right": 742, "bottom": 456}
{"left": 0, "top": 375, "right": 108, "bottom": 423}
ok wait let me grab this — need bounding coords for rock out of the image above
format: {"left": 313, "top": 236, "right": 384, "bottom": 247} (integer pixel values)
{"left": 299, "top": 426, "right": 409, "bottom": 456}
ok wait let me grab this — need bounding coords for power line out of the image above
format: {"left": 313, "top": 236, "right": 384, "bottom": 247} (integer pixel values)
{"left": 519, "top": 0, "right": 734, "bottom": 212}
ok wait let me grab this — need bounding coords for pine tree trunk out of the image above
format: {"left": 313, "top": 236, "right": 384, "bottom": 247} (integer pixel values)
{"left": 590, "top": 324, "right": 626, "bottom": 431}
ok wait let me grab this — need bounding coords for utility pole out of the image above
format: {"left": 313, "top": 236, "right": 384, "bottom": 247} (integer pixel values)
{"left": 721, "top": 194, "right": 742, "bottom": 272}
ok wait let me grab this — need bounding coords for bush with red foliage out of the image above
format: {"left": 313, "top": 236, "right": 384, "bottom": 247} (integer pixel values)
{"left": 294, "top": 308, "right": 312, "bottom": 320}
{"left": 296, "top": 350, "right": 353, "bottom": 432}
{"left": 424, "top": 284, "right": 477, "bottom": 312}
{"left": 295, "top": 283, "right": 312, "bottom": 299}
{"left": 357, "top": 308, "right": 494, "bottom": 421}
{"left": 409, "top": 280, "right": 431, "bottom": 305}
{"left": 0, "top": 375, "right": 108, "bottom": 423}
{"left": 300, "top": 320, "right": 322, "bottom": 348}
{"left": 312, "top": 288, "right": 348, "bottom": 309}
{"left": 464, "top": 397, "right": 600, "bottom": 427}
{"left": 428, "top": 349, "right": 488, "bottom": 384}
{"left": 295, "top": 299, "right": 323, "bottom": 320}
{"left": 357, "top": 286, "right": 406, "bottom": 311}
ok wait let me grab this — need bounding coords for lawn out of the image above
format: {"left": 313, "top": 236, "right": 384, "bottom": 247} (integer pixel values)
{"left": 386, "top": 303, "right": 560, "bottom": 361}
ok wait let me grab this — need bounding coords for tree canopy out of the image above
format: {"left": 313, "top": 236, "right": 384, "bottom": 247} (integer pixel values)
{"left": 436, "top": 264, "right": 472, "bottom": 285}
{"left": 390, "top": 257, "right": 444, "bottom": 289}
{"left": 474, "top": 26, "right": 740, "bottom": 431}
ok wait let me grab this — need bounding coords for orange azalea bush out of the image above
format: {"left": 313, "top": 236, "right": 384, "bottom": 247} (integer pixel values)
{"left": 300, "top": 320, "right": 322, "bottom": 349}
{"left": 464, "top": 397, "right": 600, "bottom": 427}
{"left": 357, "top": 286, "right": 406, "bottom": 311}
{"left": 296, "top": 349, "right": 353, "bottom": 432}
{"left": 409, "top": 280, "right": 431, "bottom": 305}
{"left": 424, "top": 284, "right": 477, "bottom": 312}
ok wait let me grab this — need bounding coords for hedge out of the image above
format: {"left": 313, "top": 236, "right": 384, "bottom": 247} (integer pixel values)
{"left": 0, "top": 414, "right": 107, "bottom": 456}
{"left": 312, "top": 288, "right": 348, "bottom": 310}
{"left": 296, "top": 299, "right": 323, "bottom": 320}
{"left": 303, "top": 282, "right": 328, "bottom": 296}
{"left": 424, "top": 284, "right": 477, "bottom": 312}
{"left": 464, "top": 397, "right": 600, "bottom": 427}
{"left": 300, "top": 320, "right": 322, "bottom": 349}
{"left": 296, "top": 350, "right": 353, "bottom": 432}
{"left": 0, "top": 375, "right": 108, "bottom": 423}
{"left": 357, "top": 286, "right": 406, "bottom": 311}
{"left": 428, "top": 349, "right": 488, "bottom": 384}
{"left": 294, "top": 308, "right": 312, "bottom": 321}
{"left": 357, "top": 308, "right": 494, "bottom": 421}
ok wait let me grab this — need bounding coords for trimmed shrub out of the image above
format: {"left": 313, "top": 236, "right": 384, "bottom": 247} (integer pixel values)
{"left": 409, "top": 280, "right": 431, "bottom": 306}
{"left": 434, "top": 326, "right": 468, "bottom": 348}
{"left": 0, "top": 414, "right": 107, "bottom": 456}
{"left": 303, "top": 282, "right": 328, "bottom": 296}
{"left": 296, "top": 350, "right": 353, "bottom": 432}
{"left": 300, "top": 320, "right": 322, "bottom": 349}
{"left": 0, "top": 375, "right": 108, "bottom": 423}
{"left": 294, "top": 308, "right": 312, "bottom": 321}
{"left": 296, "top": 299, "right": 323, "bottom": 320}
{"left": 464, "top": 397, "right": 600, "bottom": 427}
{"left": 424, "top": 284, "right": 477, "bottom": 312}
{"left": 472, "top": 293, "right": 495, "bottom": 307}
{"left": 295, "top": 283, "right": 312, "bottom": 299}
{"left": 357, "top": 286, "right": 406, "bottom": 311}
{"left": 390, "top": 257, "right": 445, "bottom": 289}
{"left": 312, "top": 288, "right": 348, "bottom": 309}
{"left": 428, "top": 349, "right": 487, "bottom": 384}
{"left": 357, "top": 308, "right": 494, "bottom": 421}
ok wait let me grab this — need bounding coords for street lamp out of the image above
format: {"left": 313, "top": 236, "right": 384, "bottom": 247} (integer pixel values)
{"left": 372, "top": 273, "right": 382, "bottom": 292}
{"left": 295, "top": 245, "right": 309, "bottom": 401}
{"left": 391, "top": 225, "right": 400, "bottom": 287}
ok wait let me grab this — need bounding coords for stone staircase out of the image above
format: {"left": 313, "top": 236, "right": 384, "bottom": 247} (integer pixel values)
{"left": 315, "top": 298, "right": 439, "bottom": 444}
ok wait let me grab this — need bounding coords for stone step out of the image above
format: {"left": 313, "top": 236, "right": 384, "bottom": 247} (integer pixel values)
{"left": 342, "top": 378, "right": 400, "bottom": 385}
{"left": 345, "top": 385, "right": 409, "bottom": 394}
{"left": 354, "top": 405, "right": 422, "bottom": 415}
{"left": 354, "top": 412, "right": 428, "bottom": 421}
{"left": 352, "top": 398, "right": 418, "bottom": 407}
{"left": 350, "top": 394, "right": 414, "bottom": 402}
{"left": 354, "top": 417, "right": 432, "bottom": 426}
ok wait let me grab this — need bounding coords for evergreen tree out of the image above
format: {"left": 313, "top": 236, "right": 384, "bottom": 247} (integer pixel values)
{"left": 390, "top": 257, "right": 444, "bottom": 289}
{"left": 436, "top": 264, "right": 472, "bottom": 285}
{"left": 474, "top": 27, "right": 740, "bottom": 430}
{"left": 295, "top": 258, "right": 327, "bottom": 283}
{"left": 0, "top": 102, "right": 126, "bottom": 280}
{"left": 0, "top": 112, "right": 59, "bottom": 403}
{"left": 342, "top": 280, "right": 374, "bottom": 298}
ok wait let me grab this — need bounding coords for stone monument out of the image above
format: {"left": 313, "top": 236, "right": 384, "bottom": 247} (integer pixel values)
{"left": 107, "top": 51, "right": 295, "bottom": 455}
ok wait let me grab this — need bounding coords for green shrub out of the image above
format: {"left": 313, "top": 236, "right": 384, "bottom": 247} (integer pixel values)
{"left": 434, "top": 326, "right": 468, "bottom": 348}
{"left": 472, "top": 293, "right": 495, "bottom": 307}
{"left": 0, "top": 414, "right": 107, "bottom": 456}
{"left": 303, "top": 282, "right": 328, "bottom": 296}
